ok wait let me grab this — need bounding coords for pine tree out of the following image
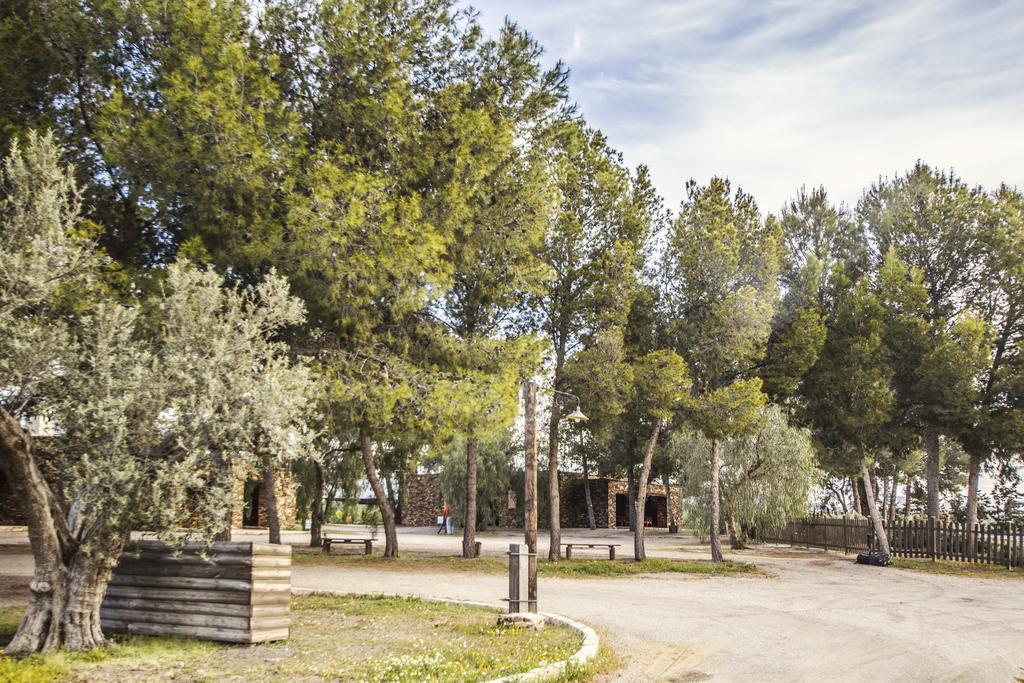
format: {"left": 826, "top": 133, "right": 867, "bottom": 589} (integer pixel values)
{"left": 664, "top": 177, "right": 782, "bottom": 562}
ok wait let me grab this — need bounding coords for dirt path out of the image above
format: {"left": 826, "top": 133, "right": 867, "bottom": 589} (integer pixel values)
{"left": 3, "top": 526, "right": 1022, "bottom": 681}
{"left": 289, "top": 527, "right": 1024, "bottom": 682}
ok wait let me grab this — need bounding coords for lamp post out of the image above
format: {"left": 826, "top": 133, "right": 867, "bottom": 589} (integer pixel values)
{"left": 521, "top": 381, "right": 586, "bottom": 612}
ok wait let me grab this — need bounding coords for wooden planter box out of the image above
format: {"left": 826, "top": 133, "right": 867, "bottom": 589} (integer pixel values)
{"left": 100, "top": 540, "right": 291, "bottom": 643}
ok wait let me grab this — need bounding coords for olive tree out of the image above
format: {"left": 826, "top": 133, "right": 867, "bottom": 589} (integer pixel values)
{"left": 0, "top": 134, "right": 316, "bottom": 653}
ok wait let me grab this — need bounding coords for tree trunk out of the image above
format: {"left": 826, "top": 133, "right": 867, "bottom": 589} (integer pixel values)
{"left": 626, "top": 465, "right": 636, "bottom": 532}
{"left": 726, "top": 508, "right": 744, "bottom": 550}
{"left": 887, "top": 474, "right": 897, "bottom": 523}
{"left": 924, "top": 431, "right": 941, "bottom": 519}
{"left": 384, "top": 472, "right": 396, "bottom": 511}
{"left": 904, "top": 480, "right": 913, "bottom": 518}
{"left": 709, "top": 439, "right": 724, "bottom": 562}
{"left": 214, "top": 454, "right": 233, "bottom": 542}
{"left": 261, "top": 455, "right": 281, "bottom": 545}
{"left": 360, "top": 431, "right": 397, "bottom": 558}
{"left": 633, "top": 420, "right": 663, "bottom": 561}
{"left": 582, "top": 449, "right": 596, "bottom": 530}
{"left": 215, "top": 506, "right": 233, "bottom": 542}
{"left": 547, "top": 405, "right": 561, "bottom": 561}
{"left": 857, "top": 477, "right": 870, "bottom": 517}
{"left": 0, "top": 406, "right": 123, "bottom": 653}
{"left": 523, "top": 382, "right": 538, "bottom": 555}
{"left": 850, "top": 476, "right": 862, "bottom": 516}
{"left": 879, "top": 476, "right": 889, "bottom": 520}
{"left": 966, "top": 452, "right": 982, "bottom": 556}
{"left": 310, "top": 460, "right": 325, "bottom": 547}
{"left": 859, "top": 453, "right": 891, "bottom": 556}
{"left": 397, "top": 465, "right": 408, "bottom": 526}
{"left": 663, "top": 472, "right": 676, "bottom": 531}
{"left": 463, "top": 435, "right": 479, "bottom": 558}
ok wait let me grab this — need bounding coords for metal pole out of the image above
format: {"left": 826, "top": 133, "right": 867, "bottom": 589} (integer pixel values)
{"left": 523, "top": 381, "right": 538, "bottom": 613}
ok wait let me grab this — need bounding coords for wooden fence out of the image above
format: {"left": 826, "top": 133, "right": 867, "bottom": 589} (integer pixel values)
{"left": 761, "top": 517, "right": 1024, "bottom": 568}
{"left": 101, "top": 540, "right": 291, "bottom": 643}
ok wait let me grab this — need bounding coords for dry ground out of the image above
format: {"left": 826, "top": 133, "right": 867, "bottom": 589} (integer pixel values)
{"left": 3, "top": 526, "right": 1023, "bottom": 681}
{"left": 0, "top": 593, "right": 581, "bottom": 682}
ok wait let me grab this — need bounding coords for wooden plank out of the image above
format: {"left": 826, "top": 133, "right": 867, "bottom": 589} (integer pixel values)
{"left": 101, "top": 618, "right": 253, "bottom": 643}
{"left": 117, "top": 562, "right": 289, "bottom": 580}
{"left": 113, "top": 562, "right": 255, "bottom": 580}
{"left": 104, "top": 585, "right": 252, "bottom": 605}
{"left": 101, "top": 597, "right": 291, "bottom": 619}
{"left": 100, "top": 608, "right": 251, "bottom": 630}
{"left": 109, "top": 574, "right": 254, "bottom": 592}
{"left": 248, "top": 616, "right": 291, "bottom": 630}
{"left": 249, "top": 627, "right": 290, "bottom": 643}
{"left": 101, "top": 598, "right": 253, "bottom": 618}
{"left": 250, "top": 543, "right": 293, "bottom": 556}
{"left": 250, "top": 569, "right": 292, "bottom": 581}
{"left": 250, "top": 589, "right": 291, "bottom": 606}
{"left": 120, "top": 553, "right": 291, "bottom": 568}
{"left": 127, "top": 541, "right": 254, "bottom": 554}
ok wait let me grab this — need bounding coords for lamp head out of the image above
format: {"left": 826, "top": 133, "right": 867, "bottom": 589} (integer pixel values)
{"left": 565, "top": 407, "right": 588, "bottom": 423}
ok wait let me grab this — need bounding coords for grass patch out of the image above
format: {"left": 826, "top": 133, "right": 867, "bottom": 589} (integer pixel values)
{"left": 294, "top": 549, "right": 759, "bottom": 578}
{"left": 547, "top": 642, "right": 620, "bottom": 682}
{"left": 0, "top": 594, "right": 584, "bottom": 682}
{"left": 539, "top": 558, "right": 759, "bottom": 577}
{"left": 892, "top": 557, "right": 1024, "bottom": 579}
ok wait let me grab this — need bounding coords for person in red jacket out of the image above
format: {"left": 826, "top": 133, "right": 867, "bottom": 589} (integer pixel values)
{"left": 437, "top": 502, "right": 450, "bottom": 534}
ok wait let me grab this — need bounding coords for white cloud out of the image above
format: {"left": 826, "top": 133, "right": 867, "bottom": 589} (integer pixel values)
{"left": 469, "top": 0, "right": 1024, "bottom": 213}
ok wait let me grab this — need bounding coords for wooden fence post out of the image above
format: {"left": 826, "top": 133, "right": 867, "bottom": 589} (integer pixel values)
{"left": 508, "top": 543, "right": 521, "bottom": 613}
{"left": 928, "top": 515, "right": 936, "bottom": 561}
{"left": 843, "top": 518, "right": 848, "bottom": 554}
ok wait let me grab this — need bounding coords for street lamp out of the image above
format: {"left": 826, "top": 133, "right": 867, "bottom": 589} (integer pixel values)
{"left": 519, "top": 382, "right": 587, "bottom": 613}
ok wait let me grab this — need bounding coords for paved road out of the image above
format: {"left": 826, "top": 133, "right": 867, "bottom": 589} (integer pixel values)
{"left": 2, "top": 525, "right": 1022, "bottom": 681}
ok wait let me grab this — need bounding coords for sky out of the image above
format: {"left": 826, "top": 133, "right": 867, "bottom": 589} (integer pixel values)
{"left": 467, "top": 0, "right": 1024, "bottom": 215}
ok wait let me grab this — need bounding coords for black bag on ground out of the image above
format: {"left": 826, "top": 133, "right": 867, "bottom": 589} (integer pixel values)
{"left": 855, "top": 551, "right": 891, "bottom": 566}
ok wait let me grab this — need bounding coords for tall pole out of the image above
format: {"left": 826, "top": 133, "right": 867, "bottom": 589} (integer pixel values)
{"left": 523, "top": 380, "right": 538, "bottom": 612}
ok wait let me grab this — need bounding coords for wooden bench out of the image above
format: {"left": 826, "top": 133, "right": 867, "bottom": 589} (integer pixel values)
{"left": 563, "top": 543, "right": 620, "bottom": 560}
{"left": 322, "top": 537, "right": 373, "bottom": 555}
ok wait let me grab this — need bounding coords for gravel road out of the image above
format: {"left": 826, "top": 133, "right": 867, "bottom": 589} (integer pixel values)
{"left": 2, "top": 525, "right": 1021, "bottom": 681}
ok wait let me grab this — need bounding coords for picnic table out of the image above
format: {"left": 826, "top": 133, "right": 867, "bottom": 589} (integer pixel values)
{"left": 322, "top": 537, "right": 373, "bottom": 555}
{"left": 563, "top": 542, "right": 620, "bottom": 560}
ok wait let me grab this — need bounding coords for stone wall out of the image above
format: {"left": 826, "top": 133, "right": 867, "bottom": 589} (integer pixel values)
{"left": 558, "top": 474, "right": 611, "bottom": 528}
{"left": 603, "top": 477, "right": 682, "bottom": 528}
{"left": 231, "top": 466, "right": 298, "bottom": 530}
{"left": 403, "top": 473, "right": 442, "bottom": 526}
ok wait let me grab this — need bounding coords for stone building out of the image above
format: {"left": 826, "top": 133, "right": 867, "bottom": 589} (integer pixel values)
{"left": 557, "top": 473, "right": 682, "bottom": 529}
{"left": 230, "top": 467, "right": 298, "bottom": 529}
{"left": 0, "top": 440, "right": 296, "bottom": 531}
{"left": 399, "top": 471, "right": 682, "bottom": 530}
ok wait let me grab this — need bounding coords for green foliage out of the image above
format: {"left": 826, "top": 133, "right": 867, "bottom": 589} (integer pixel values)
{"left": 434, "top": 430, "right": 517, "bottom": 530}
{"left": 672, "top": 407, "right": 820, "bottom": 536}
{"left": 664, "top": 177, "right": 781, "bottom": 440}
{"left": 1, "top": 135, "right": 317, "bottom": 558}
{"left": 802, "top": 279, "right": 894, "bottom": 458}
{"left": 562, "top": 329, "right": 633, "bottom": 451}
{"left": 631, "top": 350, "right": 691, "bottom": 422}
